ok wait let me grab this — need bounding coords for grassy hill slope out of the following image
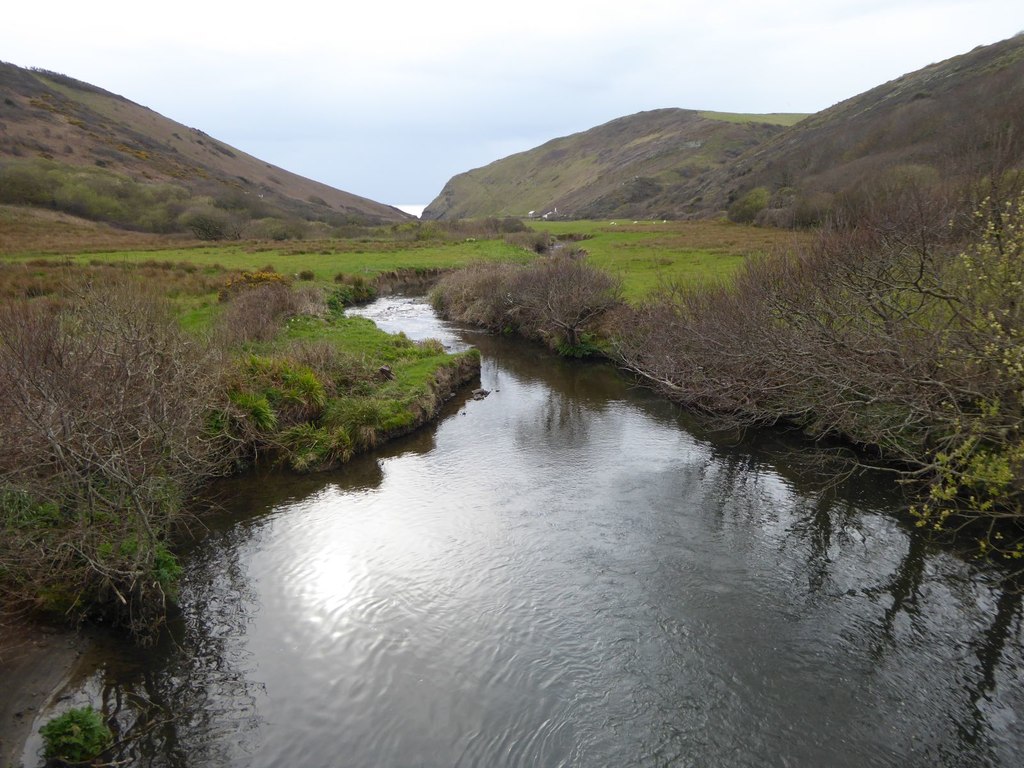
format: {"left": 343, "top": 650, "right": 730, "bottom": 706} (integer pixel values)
{"left": 0, "top": 62, "right": 408, "bottom": 232}
{"left": 425, "top": 34, "right": 1024, "bottom": 223}
{"left": 423, "top": 109, "right": 800, "bottom": 220}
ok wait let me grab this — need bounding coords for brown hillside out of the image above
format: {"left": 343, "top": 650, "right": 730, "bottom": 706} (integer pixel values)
{"left": 0, "top": 62, "right": 407, "bottom": 225}
{"left": 702, "top": 33, "right": 1024, "bottom": 225}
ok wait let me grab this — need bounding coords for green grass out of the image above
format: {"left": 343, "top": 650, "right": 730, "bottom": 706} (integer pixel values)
{"left": 177, "top": 296, "right": 223, "bottom": 333}
{"left": 280, "top": 314, "right": 468, "bottom": 407}
{"left": 3, "top": 237, "right": 532, "bottom": 332}
{"left": 6, "top": 238, "right": 528, "bottom": 278}
{"left": 237, "top": 313, "right": 479, "bottom": 470}
{"left": 699, "top": 111, "right": 809, "bottom": 126}
{"left": 530, "top": 219, "right": 811, "bottom": 301}
{"left": 2, "top": 215, "right": 811, "bottom": 309}
{"left": 281, "top": 314, "right": 433, "bottom": 362}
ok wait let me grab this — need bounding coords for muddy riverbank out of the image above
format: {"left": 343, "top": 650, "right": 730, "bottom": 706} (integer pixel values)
{"left": 0, "top": 622, "right": 91, "bottom": 768}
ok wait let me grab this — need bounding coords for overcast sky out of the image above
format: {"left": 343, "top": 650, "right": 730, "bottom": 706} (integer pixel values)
{"left": 4, "top": 1, "right": 1023, "bottom": 212}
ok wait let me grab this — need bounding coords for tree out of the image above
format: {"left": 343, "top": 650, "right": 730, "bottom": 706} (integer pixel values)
{"left": 511, "top": 253, "right": 623, "bottom": 354}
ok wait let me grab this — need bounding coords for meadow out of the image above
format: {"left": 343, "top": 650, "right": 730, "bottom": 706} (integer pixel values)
{"left": 1, "top": 207, "right": 806, "bottom": 307}
{"left": 531, "top": 218, "right": 813, "bottom": 299}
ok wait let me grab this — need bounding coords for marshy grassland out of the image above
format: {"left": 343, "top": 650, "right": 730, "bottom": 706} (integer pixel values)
{"left": 531, "top": 218, "right": 813, "bottom": 299}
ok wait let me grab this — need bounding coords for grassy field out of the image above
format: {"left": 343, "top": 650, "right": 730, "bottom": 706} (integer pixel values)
{"left": 2, "top": 207, "right": 810, "bottom": 305}
{"left": 2, "top": 238, "right": 528, "bottom": 277}
{"left": 1, "top": 218, "right": 533, "bottom": 331}
{"left": 697, "top": 111, "right": 809, "bottom": 126}
{"left": 531, "top": 218, "right": 812, "bottom": 300}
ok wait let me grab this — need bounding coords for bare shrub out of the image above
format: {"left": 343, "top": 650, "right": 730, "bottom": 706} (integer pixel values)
{"left": 0, "top": 281, "right": 226, "bottom": 636}
{"left": 433, "top": 255, "right": 622, "bottom": 355}
{"left": 509, "top": 254, "right": 622, "bottom": 353}
{"left": 612, "top": 270, "right": 779, "bottom": 421}
{"left": 180, "top": 209, "right": 242, "bottom": 241}
{"left": 293, "top": 284, "right": 327, "bottom": 317}
{"left": 614, "top": 185, "right": 1024, "bottom": 554}
{"left": 431, "top": 261, "right": 522, "bottom": 331}
{"left": 214, "top": 282, "right": 305, "bottom": 346}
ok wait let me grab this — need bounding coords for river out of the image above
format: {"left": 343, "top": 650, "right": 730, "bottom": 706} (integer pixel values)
{"left": 20, "top": 296, "right": 1024, "bottom": 767}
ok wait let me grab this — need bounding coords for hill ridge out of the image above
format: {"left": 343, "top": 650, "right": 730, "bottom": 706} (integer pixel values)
{"left": 0, "top": 61, "right": 408, "bottom": 234}
{"left": 424, "top": 34, "right": 1024, "bottom": 223}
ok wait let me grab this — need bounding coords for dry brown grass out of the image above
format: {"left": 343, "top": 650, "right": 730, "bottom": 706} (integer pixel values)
{"left": 0, "top": 205, "right": 191, "bottom": 255}
{"left": 0, "top": 257, "right": 230, "bottom": 303}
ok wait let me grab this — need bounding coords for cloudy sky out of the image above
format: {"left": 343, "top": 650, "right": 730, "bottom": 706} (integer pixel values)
{"left": 4, "top": 1, "right": 1022, "bottom": 212}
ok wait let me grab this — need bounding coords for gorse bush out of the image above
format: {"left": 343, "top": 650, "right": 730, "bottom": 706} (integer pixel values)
{"left": 219, "top": 270, "right": 290, "bottom": 301}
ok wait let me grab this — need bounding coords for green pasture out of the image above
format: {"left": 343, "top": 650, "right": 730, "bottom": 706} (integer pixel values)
{"left": 2, "top": 218, "right": 808, "bottom": 308}
{"left": 8, "top": 238, "right": 529, "bottom": 280}
{"left": 530, "top": 219, "right": 807, "bottom": 300}
{"left": 698, "top": 111, "right": 809, "bottom": 126}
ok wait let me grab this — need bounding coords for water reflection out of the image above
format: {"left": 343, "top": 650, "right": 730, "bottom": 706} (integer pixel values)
{"left": 22, "top": 522, "right": 266, "bottom": 767}
{"left": 22, "top": 297, "right": 1024, "bottom": 767}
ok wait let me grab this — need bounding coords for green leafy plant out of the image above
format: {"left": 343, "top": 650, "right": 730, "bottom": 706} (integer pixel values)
{"left": 229, "top": 391, "right": 278, "bottom": 432}
{"left": 39, "top": 706, "right": 113, "bottom": 764}
{"left": 727, "top": 186, "right": 770, "bottom": 223}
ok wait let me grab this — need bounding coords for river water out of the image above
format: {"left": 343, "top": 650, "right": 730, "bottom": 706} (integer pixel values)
{"left": 22, "top": 297, "right": 1024, "bottom": 767}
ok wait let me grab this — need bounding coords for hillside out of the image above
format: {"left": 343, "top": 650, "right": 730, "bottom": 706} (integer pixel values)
{"left": 0, "top": 62, "right": 408, "bottom": 234}
{"left": 423, "top": 110, "right": 802, "bottom": 220}
{"left": 703, "top": 33, "right": 1024, "bottom": 225}
{"left": 425, "top": 34, "right": 1024, "bottom": 223}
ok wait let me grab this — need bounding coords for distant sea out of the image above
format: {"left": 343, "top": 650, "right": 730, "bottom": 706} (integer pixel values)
{"left": 395, "top": 204, "right": 426, "bottom": 218}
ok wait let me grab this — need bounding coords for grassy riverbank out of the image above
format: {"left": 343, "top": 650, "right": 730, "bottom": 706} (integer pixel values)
{"left": 0, "top": 224, "right": 488, "bottom": 638}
